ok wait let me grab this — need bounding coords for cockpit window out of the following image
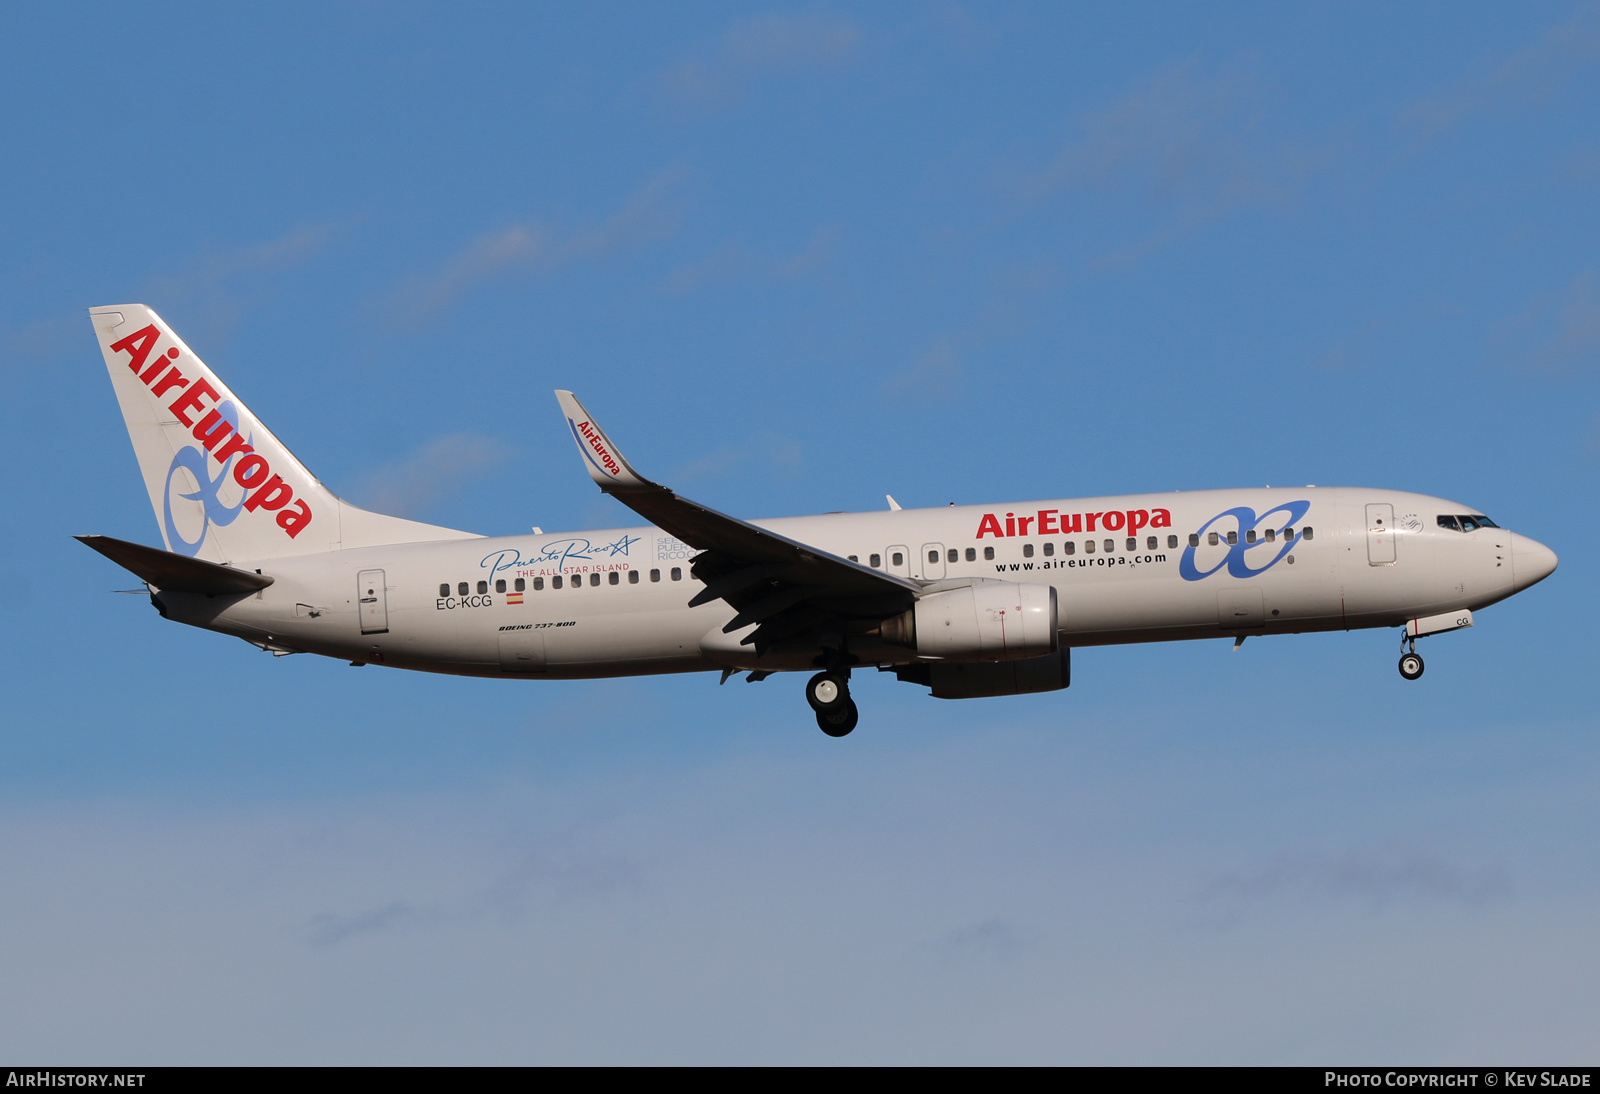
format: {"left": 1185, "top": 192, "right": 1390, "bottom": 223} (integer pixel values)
{"left": 1458, "top": 515, "right": 1481, "bottom": 532}
{"left": 1440, "top": 513, "right": 1499, "bottom": 532}
{"left": 1437, "top": 515, "right": 1460, "bottom": 531}
{"left": 1472, "top": 514, "right": 1498, "bottom": 528}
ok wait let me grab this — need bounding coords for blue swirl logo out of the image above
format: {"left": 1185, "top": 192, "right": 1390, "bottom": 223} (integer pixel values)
{"left": 162, "top": 401, "right": 246, "bottom": 557}
{"left": 1178, "top": 500, "right": 1311, "bottom": 581}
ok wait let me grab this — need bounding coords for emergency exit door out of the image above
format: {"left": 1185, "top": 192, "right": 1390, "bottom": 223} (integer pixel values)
{"left": 1366, "top": 503, "right": 1396, "bottom": 565}
{"left": 358, "top": 569, "right": 389, "bottom": 634}
{"left": 887, "top": 544, "right": 911, "bottom": 578}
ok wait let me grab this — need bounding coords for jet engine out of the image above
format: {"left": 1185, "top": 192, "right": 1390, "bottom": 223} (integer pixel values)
{"left": 879, "top": 581, "right": 1058, "bottom": 661}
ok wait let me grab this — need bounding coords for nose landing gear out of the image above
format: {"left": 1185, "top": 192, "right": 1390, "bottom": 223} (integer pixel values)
{"left": 806, "top": 670, "right": 859, "bottom": 737}
{"left": 1398, "top": 634, "right": 1424, "bottom": 680}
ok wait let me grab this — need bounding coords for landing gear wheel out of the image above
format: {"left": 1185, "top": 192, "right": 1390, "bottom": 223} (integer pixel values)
{"left": 806, "top": 671, "right": 849, "bottom": 714}
{"left": 817, "top": 699, "right": 859, "bottom": 737}
{"left": 1399, "top": 652, "right": 1424, "bottom": 680}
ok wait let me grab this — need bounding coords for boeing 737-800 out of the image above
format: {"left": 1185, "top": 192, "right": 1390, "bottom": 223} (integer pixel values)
{"left": 79, "top": 305, "right": 1558, "bottom": 736}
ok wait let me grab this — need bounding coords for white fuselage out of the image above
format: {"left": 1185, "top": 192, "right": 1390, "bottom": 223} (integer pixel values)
{"left": 154, "top": 486, "right": 1548, "bottom": 679}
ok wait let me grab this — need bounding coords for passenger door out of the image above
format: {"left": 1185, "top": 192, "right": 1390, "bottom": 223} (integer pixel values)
{"left": 358, "top": 569, "right": 388, "bottom": 634}
{"left": 919, "top": 542, "right": 946, "bottom": 580}
{"left": 1366, "top": 503, "right": 1396, "bottom": 565}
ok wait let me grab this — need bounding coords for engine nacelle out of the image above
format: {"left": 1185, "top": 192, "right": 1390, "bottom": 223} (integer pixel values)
{"left": 881, "top": 581, "right": 1058, "bottom": 662}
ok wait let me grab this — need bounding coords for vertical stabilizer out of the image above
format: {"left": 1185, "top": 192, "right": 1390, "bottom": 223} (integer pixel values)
{"left": 89, "top": 305, "right": 479, "bottom": 562}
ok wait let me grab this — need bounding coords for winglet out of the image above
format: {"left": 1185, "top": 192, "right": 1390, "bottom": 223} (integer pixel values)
{"left": 554, "top": 391, "right": 653, "bottom": 491}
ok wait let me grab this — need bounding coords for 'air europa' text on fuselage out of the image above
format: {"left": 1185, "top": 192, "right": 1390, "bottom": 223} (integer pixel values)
{"left": 976, "top": 508, "right": 1173, "bottom": 538}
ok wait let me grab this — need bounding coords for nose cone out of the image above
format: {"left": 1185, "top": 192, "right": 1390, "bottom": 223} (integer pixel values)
{"left": 1511, "top": 533, "right": 1558, "bottom": 591}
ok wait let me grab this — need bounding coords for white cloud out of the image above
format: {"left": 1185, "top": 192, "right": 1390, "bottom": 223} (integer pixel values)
{"left": 669, "top": 431, "right": 804, "bottom": 486}
{"left": 1401, "top": 6, "right": 1600, "bottom": 136}
{"left": 1488, "top": 268, "right": 1600, "bottom": 372}
{"left": 0, "top": 724, "right": 1594, "bottom": 1064}
{"left": 353, "top": 432, "right": 513, "bottom": 519}
{"left": 882, "top": 338, "right": 962, "bottom": 403}
{"left": 666, "top": 13, "right": 861, "bottom": 106}
{"left": 659, "top": 225, "right": 843, "bottom": 296}
{"left": 392, "top": 169, "right": 687, "bottom": 320}
{"left": 1199, "top": 847, "right": 1510, "bottom": 916}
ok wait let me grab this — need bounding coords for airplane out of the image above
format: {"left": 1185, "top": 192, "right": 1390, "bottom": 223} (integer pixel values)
{"left": 79, "top": 304, "right": 1558, "bottom": 737}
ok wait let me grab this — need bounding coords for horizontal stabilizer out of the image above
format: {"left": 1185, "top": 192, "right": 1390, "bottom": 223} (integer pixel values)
{"left": 75, "top": 534, "right": 274, "bottom": 595}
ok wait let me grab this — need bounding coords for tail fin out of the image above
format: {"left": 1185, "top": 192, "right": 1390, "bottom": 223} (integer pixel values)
{"left": 90, "top": 304, "right": 479, "bottom": 562}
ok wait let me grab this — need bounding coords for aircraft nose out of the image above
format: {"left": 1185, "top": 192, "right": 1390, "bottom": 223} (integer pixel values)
{"left": 1511, "top": 533, "right": 1558, "bottom": 591}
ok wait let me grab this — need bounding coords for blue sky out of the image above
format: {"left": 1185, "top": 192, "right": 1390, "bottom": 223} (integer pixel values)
{"left": 2, "top": 2, "right": 1597, "bottom": 1063}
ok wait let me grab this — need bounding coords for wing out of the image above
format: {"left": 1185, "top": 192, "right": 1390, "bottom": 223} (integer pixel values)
{"left": 554, "top": 391, "right": 917, "bottom": 658}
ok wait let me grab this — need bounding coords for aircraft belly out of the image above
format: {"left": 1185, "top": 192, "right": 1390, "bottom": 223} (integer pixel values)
{"left": 541, "top": 607, "right": 699, "bottom": 665}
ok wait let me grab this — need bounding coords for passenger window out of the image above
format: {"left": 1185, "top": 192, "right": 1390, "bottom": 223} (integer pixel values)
{"left": 848, "top": 555, "right": 858, "bottom": 562}
{"left": 1043, "top": 542, "right": 1054, "bottom": 557}
{"left": 1167, "top": 535, "right": 1177, "bottom": 549}
{"left": 552, "top": 576, "right": 563, "bottom": 589}
{"left": 1125, "top": 538, "right": 1136, "bottom": 551}
{"left": 1085, "top": 540, "right": 1095, "bottom": 554}
{"left": 1147, "top": 537, "right": 1157, "bottom": 551}
{"left": 1207, "top": 533, "right": 1218, "bottom": 547}
{"left": 1245, "top": 530, "right": 1256, "bottom": 544}
{"left": 1437, "top": 515, "right": 1460, "bottom": 531}
{"left": 609, "top": 572, "right": 619, "bottom": 585}
{"left": 533, "top": 577, "right": 544, "bottom": 591}
{"left": 1104, "top": 539, "right": 1114, "bottom": 553}
{"left": 1284, "top": 526, "right": 1294, "bottom": 539}
{"left": 1265, "top": 529, "right": 1275, "bottom": 543}
{"left": 870, "top": 553, "right": 881, "bottom": 568}
{"left": 628, "top": 571, "right": 639, "bottom": 584}
{"left": 947, "top": 549, "right": 958, "bottom": 563}
{"left": 1189, "top": 533, "right": 1199, "bottom": 548}
{"left": 891, "top": 552, "right": 904, "bottom": 567}
{"left": 671, "top": 567, "right": 682, "bottom": 581}
{"left": 589, "top": 573, "right": 599, "bottom": 586}
{"left": 651, "top": 569, "right": 661, "bottom": 582}
{"left": 1226, "top": 532, "right": 1237, "bottom": 545}
{"left": 965, "top": 548, "right": 976, "bottom": 562}
{"left": 927, "top": 549, "right": 937, "bottom": 564}
{"left": 475, "top": 580, "right": 486, "bottom": 594}
{"left": 1303, "top": 527, "right": 1314, "bottom": 541}
{"left": 1064, "top": 541, "right": 1075, "bottom": 555}
{"left": 439, "top": 583, "right": 449, "bottom": 598}
{"left": 495, "top": 579, "right": 506, "bottom": 593}
{"left": 515, "top": 578, "right": 525, "bottom": 592}
{"left": 458, "top": 582, "right": 469, "bottom": 596}
{"left": 1023, "top": 543, "right": 1034, "bottom": 558}
{"left": 984, "top": 547, "right": 994, "bottom": 560}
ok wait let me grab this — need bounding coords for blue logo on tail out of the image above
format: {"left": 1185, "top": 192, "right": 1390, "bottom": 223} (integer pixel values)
{"left": 161, "top": 401, "right": 246, "bottom": 557}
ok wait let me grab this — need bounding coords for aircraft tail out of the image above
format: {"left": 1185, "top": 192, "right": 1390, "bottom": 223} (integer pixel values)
{"left": 89, "top": 304, "right": 480, "bottom": 563}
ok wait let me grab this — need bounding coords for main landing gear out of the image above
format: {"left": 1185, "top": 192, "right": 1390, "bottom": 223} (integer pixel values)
{"left": 806, "top": 670, "right": 858, "bottom": 737}
{"left": 1398, "top": 633, "right": 1425, "bottom": 681}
